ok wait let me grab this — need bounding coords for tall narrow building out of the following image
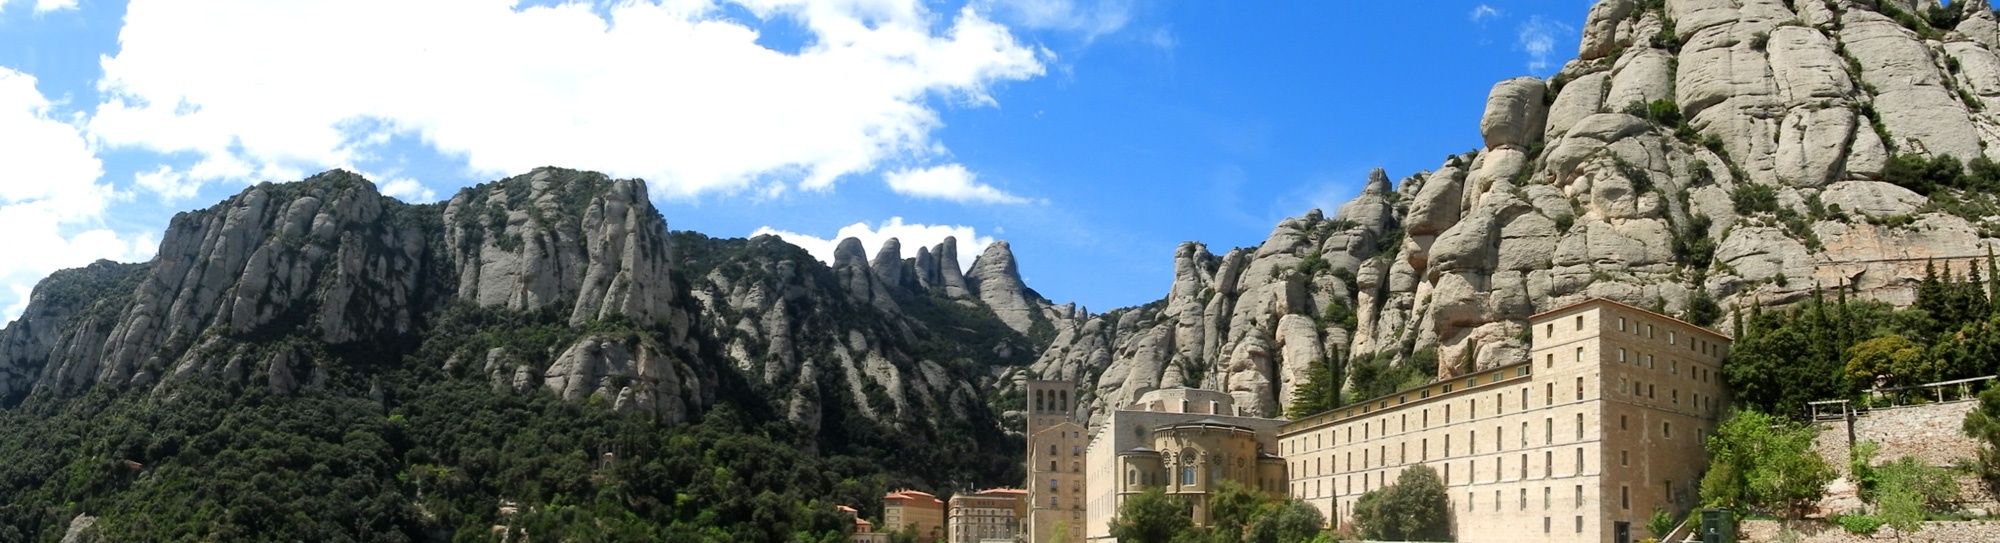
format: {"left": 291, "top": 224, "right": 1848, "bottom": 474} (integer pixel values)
{"left": 1025, "top": 380, "right": 1086, "bottom": 543}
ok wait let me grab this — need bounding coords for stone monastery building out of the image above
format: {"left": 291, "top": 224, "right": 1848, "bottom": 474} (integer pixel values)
{"left": 1031, "top": 298, "right": 1731, "bottom": 543}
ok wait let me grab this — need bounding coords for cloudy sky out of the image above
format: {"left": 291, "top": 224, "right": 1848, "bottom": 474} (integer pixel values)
{"left": 0, "top": 0, "right": 1587, "bottom": 322}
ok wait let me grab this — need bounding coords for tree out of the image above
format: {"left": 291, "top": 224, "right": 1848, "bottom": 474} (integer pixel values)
{"left": 1048, "top": 521, "right": 1072, "bottom": 543}
{"left": 1647, "top": 508, "right": 1677, "bottom": 539}
{"left": 1845, "top": 335, "right": 1936, "bottom": 390}
{"left": 1873, "top": 456, "right": 1959, "bottom": 537}
{"left": 1109, "top": 488, "right": 1191, "bottom": 543}
{"left": 1244, "top": 500, "right": 1327, "bottom": 543}
{"left": 1963, "top": 385, "right": 2000, "bottom": 493}
{"left": 1700, "top": 410, "right": 1835, "bottom": 518}
{"left": 1350, "top": 464, "right": 1452, "bottom": 541}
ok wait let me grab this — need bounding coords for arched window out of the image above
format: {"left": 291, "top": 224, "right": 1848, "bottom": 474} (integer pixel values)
{"left": 1182, "top": 466, "right": 1196, "bottom": 486}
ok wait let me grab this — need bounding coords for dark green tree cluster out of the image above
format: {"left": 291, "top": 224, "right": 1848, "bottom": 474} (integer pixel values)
{"left": 1108, "top": 482, "right": 1327, "bottom": 543}
{"left": 1348, "top": 464, "right": 1452, "bottom": 542}
{"left": 1726, "top": 257, "right": 2000, "bottom": 416}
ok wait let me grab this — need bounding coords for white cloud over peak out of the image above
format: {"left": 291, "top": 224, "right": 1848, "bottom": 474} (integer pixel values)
{"left": 0, "top": 67, "right": 155, "bottom": 323}
{"left": 88, "top": 0, "right": 1047, "bottom": 201}
{"left": 378, "top": 177, "right": 439, "bottom": 203}
{"left": 752, "top": 217, "right": 994, "bottom": 272}
{"left": 884, "top": 163, "right": 1029, "bottom": 204}
{"left": 1517, "top": 15, "right": 1573, "bottom": 74}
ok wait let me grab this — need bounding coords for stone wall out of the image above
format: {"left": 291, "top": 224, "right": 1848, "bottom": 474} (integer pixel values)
{"left": 1811, "top": 400, "right": 1981, "bottom": 470}
{"left": 1740, "top": 519, "right": 2000, "bottom": 543}
{"left": 1809, "top": 400, "right": 1995, "bottom": 514}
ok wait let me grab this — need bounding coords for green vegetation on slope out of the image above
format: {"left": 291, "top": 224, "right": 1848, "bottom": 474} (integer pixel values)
{"left": 1725, "top": 258, "right": 2000, "bottom": 416}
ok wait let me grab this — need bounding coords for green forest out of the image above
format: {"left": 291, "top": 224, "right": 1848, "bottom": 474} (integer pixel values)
{"left": 1724, "top": 256, "right": 2000, "bottom": 417}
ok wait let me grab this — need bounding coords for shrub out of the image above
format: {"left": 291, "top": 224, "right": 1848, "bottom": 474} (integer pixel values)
{"left": 1835, "top": 515, "right": 1884, "bottom": 535}
{"left": 1647, "top": 99, "right": 1682, "bottom": 128}
{"left": 1731, "top": 184, "right": 1779, "bottom": 215}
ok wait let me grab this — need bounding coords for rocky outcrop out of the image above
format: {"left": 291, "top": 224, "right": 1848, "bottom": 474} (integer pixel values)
{"left": 966, "top": 241, "right": 1042, "bottom": 336}
{"left": 543, "top": 334, "right": 703, "bottom": 423}
{"left": 443, "top": 168, "right": 680, "bottom": 329}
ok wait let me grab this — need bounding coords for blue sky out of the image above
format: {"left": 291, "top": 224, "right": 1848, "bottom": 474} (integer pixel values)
{"left": 0, "top": 0, "right": 1589, "bottom": 322}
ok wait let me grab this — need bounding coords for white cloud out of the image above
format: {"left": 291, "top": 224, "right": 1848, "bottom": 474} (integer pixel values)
{"left": 752, "top": 217, "right": 993, "bottom": 272}
{"left": 88, "top": 0, "right": 1047, "bottom": 202}
{"left": 978, "top": 0, "right": 1131, "bottom": 42}
{"left": 1517, "top": 15, "right": 1573, "bottom": 73}
{"left": 33, "top": 0, "right": 78, "bottom": 13}
{"left": 378, "top": 177, "right": 438, "bottom": 203}
{"left": 1469, "top": 4, "right": 1499, "bottom": 23}
{"left": 883, "top": 163, "right": 1028, "bottom": 204}
{"left": 0, "top": 67, "right": 155, "bottom": 324}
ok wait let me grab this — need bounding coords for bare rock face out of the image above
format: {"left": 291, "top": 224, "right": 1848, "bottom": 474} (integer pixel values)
{"left": 544, "top": 334, "right": 701, "bottom": 423}
{"left": 1480, "top": 77, "right": 1551, "bottom": 150}
{"left": 966, "top": 241, "right": 1042, "bottom": 336}
{"left": 443, "top": 168, "right": 679, "bottom": 329}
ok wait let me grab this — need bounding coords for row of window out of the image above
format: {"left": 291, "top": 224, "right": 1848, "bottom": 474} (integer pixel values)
{"left": 1614, "top": 346, "right": 1717, "bottom": 384}
{"left": 1293, "top": 410, "right": 1597, "bottom": 478}
{"left": 1289, "top": 377, "right": 1591, "bottom": 455}
{"left": 1468, "top": 484, "right": 1588, "bottom": 512}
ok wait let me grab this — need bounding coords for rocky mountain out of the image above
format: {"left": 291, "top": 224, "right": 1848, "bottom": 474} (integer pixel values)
{"left": 0, "top": 167, "right": 1040, "bottom": 497}
{"left": 1019, "top": 0, "right": 2000, "bottom": 426}
{"left": 7, "top": 0, "right": 2000, "bottom": 539}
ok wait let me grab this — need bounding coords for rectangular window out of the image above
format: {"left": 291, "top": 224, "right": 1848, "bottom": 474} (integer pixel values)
{"left": 1546, "top": 353, "right": 1554, "bottom": 368}
{"left": 1618, "top": 317, "right": 1626, "bottom": 331}
{"left": 1546, "top": 417, "right": 1553, "bottom": 444}
{"left": 1520, "top": 453, "right": 1528, "bottom": 479}
{"left": 1544, "top": 517, "right": 1552, "bottom": 533}
{"left": 1520, "top": 488, "right": 1528, "bottom": 510}
{"left": 1424, "top": 410, "right": 1429, "bottom": 428}
{"left": 1546, "top": 383, "right": 1554, "bottom": 406}
{"left": 1576, "top": 413, "right": 1585, "bottom": 440}
{"left": 1664, "top": 422, "right": 1673, "bottom": 439}
{"left": 1621, "top": 450, "right": 1629, "bottom": 466}
{"left": 1545, "top": 323, "right": 1553, "bottom": 338}
{"left": 1445, "top": 434, "right": 1452, "bottom": 457}
{"left": 1495, "top": 490, "right": 1502, "bottom": 511}
{"left": 1524, "top": 387, "right": 1531, "bottom": 409}
{"left": 1468, "top": 492, "right": 1475, "bottom": 512}
{"left": 1575, "top": 346, "right": 1584, "bottom": 364}
{"left": 1621, "top": 486, "right": 1630, "bottom": 509}
{"left": 1576, "top": 448, "right": 1584, "bottom": 474}
{"left": 1445, "top": 463, "right": 1452, "bottom": 484}
{"left": 1621, "top": 415, "right": 1628, "bottom": 430}
{"left": 1669, "top": 331, "right": 1676, "bottom": 345}
{"left": 1577, "top": 377, "right": 1585, "bottom": 400}
{"left": 1576, "top": 515, "right": 1584, "bottom": 533}
{"left": 1544, "top": 486, "right": 1552, "bottom": 509}
{"left": 1575, "top": 315, "right": 1584, "bottom": 330}
{"left": 1545, "top": 451, "right": 1553, "bottom": 478}
{"left": 1422, "top": 439, "right": 1429, "bottom": 461}
{"left": 1576, "top": 485, "right": 1584, "bottom": 507}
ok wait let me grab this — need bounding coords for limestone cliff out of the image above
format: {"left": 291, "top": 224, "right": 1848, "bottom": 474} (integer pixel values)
{"left": 1028, "top": 0, "right": 2000, "bottom": 426}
